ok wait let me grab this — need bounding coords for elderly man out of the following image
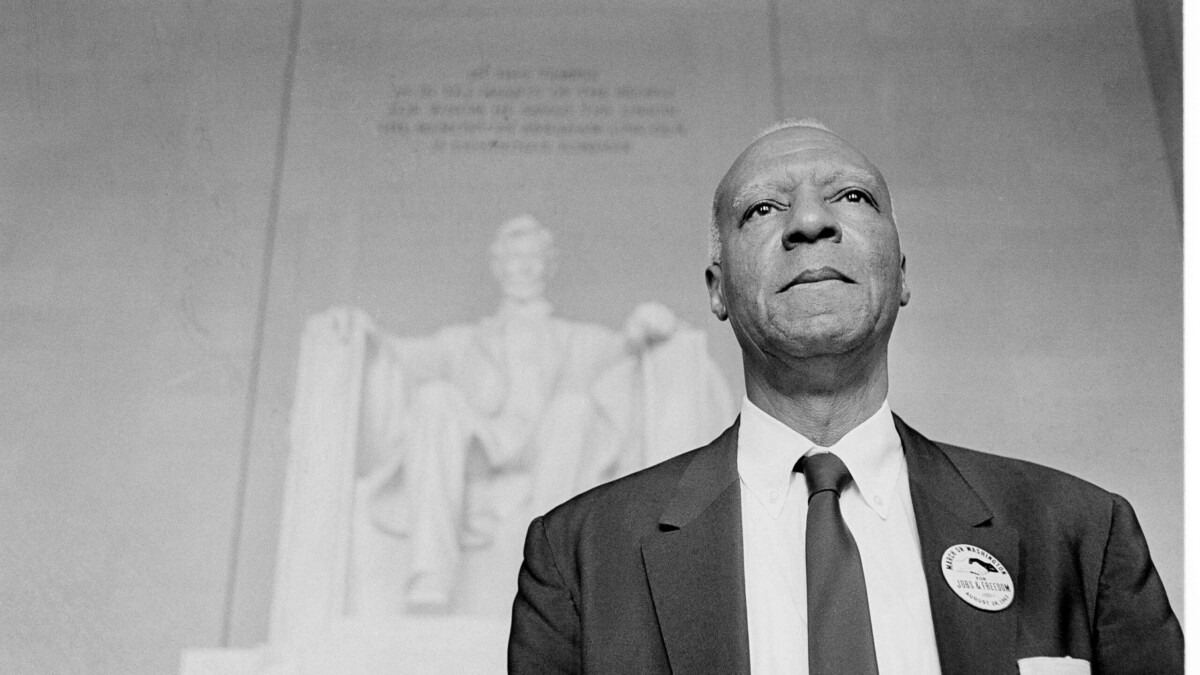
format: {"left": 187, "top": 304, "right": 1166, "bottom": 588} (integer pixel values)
{"left": 507, "top": 121, "right": 1182, "bottom": 673}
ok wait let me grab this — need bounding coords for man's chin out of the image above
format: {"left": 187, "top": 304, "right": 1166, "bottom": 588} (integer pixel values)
{"left": 766, "top": 320, "right": 871, "bottom": 360}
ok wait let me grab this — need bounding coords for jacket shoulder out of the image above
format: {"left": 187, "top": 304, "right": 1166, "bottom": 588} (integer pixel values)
{"left": 935, "top": 440, "right": 1110, "bottom": 494}
{"left": 538, "top": 444, "right": 701, "bottom": 539}
{"left": 929, "top": 438, "right": 1121, "bottom": 530}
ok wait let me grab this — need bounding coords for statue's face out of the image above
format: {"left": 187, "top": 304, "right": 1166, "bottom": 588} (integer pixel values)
{"left": 494, "top": 235, "right": 551, "bottom": 302}
{"left": 705, "top": 126, "right": 909, "bottom": 364}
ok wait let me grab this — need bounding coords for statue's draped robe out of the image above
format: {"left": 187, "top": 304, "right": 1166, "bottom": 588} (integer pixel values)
{"left": 273, "top": 307, "right": 733, "bottom": 634}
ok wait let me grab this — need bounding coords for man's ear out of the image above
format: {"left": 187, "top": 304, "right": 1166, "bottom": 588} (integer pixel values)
{"left": 898, "top": 254, "right": 911, "bottom": 307}
{"left": 705, "top": 264, "right": 728, "bottom": 321}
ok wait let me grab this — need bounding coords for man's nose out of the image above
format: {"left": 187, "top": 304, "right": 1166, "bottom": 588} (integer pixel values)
{"left": 782, "top": 193, "right": 842, "bottom": 249}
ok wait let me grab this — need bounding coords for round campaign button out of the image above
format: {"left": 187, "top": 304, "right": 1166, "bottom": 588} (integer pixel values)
{"left": 940, "top": 544, "right": 1014, "bottom": 611}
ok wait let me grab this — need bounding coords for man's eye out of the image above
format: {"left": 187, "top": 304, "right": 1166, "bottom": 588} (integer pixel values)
{"left": 837, "top": 189, "right": 877, "bottom": 209}
{"left": 744, "top": 202, "right": 781, "bottom": 221}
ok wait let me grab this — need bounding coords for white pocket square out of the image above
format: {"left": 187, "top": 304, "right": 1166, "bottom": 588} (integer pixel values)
{"left": 1017, "top": 656, "right": 1090, "bottom": 674}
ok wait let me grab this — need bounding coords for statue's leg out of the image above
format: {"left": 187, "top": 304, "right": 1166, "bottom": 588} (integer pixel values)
{"left": 403, "top": 380, "right": 474, "bottom": 612}
{"left": 527, "top": 392, "right": 610, "bottom": 516}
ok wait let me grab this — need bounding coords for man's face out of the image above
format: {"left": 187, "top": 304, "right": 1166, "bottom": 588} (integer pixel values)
{"left": 706, "top": 127, "right": 909, "bottom": 365}
{"left": 493, "top": 234, "right": 551, "bottom": 302}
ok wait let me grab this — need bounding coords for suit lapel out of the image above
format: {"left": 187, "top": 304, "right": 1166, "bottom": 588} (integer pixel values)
{"left": 641, "top": 422, "right": 752, "bottom": 674}
{"left": 638, "top": 415, "right": 1021, "bottom": 673}
{"left": 898, "top": 416, "right": 1019, "bottom": 675}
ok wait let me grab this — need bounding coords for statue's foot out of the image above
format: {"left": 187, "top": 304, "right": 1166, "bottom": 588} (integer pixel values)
{"left": 405, "top": 574, "right": 451, "bottom": 614}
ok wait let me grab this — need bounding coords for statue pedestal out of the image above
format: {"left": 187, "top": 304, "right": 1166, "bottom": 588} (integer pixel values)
{"left": 181, "top": 617, "right": 508, "bottom": 674}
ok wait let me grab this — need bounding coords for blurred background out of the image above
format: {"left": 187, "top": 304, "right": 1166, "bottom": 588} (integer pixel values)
{"left": 0, "top": 0, "right": 1181, "bottom": 672}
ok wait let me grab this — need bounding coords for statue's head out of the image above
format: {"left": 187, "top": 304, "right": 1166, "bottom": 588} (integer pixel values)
{"left": 490, "top": 215, "right": 557, "bottom": 302}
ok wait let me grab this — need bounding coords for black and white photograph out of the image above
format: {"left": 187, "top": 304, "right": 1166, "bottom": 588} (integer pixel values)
{"left": 1, "top": 0, "right": 1183, "bottom": 672}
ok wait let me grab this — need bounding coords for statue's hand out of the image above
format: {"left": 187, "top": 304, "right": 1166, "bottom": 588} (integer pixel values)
{"left": 624, "top": 302, "right": 678, "bottom": 351}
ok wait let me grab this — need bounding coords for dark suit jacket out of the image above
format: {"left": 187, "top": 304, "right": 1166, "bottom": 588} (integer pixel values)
{"left": 508, "top": 416, "right": 1182, "bottom": 674}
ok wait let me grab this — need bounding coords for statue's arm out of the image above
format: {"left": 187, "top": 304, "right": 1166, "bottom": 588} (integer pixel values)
{"left": 306, "top": 306, "right": 456, "bottom": 473}
{"left": 566, "top": 302, "right": 683, "bottom": 379}
{"left": 301, "top": 307, "right": 399, "bottom": 474}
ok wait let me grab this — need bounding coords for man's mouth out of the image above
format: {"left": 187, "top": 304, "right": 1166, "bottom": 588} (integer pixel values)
{"left": 780, "top": 267, "right": 854, "bottom": 292}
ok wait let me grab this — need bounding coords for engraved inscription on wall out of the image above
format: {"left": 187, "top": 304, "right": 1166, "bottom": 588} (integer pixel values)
{"left": 379, "top": 66, "right": 687, "bottom": 154}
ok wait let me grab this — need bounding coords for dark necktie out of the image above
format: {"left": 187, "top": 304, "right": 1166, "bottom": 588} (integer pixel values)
{"left": 798, "top": 452, "right": 879, "bottom": 675}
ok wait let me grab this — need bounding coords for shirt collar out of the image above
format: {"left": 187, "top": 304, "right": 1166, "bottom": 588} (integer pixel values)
{"left": 736, "top": 396, "right": 903, "bottom": 520}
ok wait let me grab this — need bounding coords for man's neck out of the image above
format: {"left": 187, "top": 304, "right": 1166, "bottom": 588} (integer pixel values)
{"left": 743, "top": 353, "right": 890, "bottom": 447}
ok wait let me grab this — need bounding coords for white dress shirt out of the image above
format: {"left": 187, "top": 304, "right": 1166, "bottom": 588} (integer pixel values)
{"left": 738, "top": 397, "right": 941, "bottom": 674}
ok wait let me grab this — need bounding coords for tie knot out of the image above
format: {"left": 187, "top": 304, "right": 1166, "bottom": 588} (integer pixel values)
{"left": 797, "top": 452, "right": 853, "bottom": 498}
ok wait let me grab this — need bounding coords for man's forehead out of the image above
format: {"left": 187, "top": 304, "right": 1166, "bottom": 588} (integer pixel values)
{"left": 719, "top": 128, "right": 887, "bottom": 200}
